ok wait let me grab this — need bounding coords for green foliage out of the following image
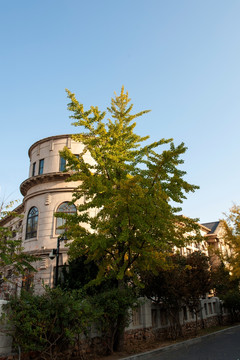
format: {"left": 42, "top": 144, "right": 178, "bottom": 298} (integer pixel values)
{"left": 211, "top": 262, "right": 239, "bottom": 298}
{"left": 184, "top": 251, "right": 211, "bottom": 315}
{"left": 2, "top": 285, "right": 138, "bottom": 357}
{"left": 2, "top": 287, "right": 94, "bottom": 359}
{"left": 0, "top": 200, "right": 36, "bottom": 281}
{"left": 60, "top": 256, "right": 118, "bottom": 295}
{"left": 90, "top": 287, "right": 138, "bottom": 353}
{"left": 141, "top": 251, "right": 211, "bottom": 306}
{"left": 60, "top": 87, "right": 200, "bottom": 286}
{"left": 221, "top": 204, "right": 240, "bottom": 278}
{"left": 140, "top": 251, "right": 211, "bottom": 337}
{"left": 222, "top": 290, "right": 240, "bottom": 322}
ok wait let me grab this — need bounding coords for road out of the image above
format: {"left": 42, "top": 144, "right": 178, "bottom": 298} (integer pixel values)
{"left": 148, "top": 325, "right": 240, "bottom": 360}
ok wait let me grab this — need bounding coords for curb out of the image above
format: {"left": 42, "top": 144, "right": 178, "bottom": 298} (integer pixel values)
{"left": 121, "top": 324, "right": 240, "bottom": 360}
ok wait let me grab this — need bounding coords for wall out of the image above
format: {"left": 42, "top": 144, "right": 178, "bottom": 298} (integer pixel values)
{"left": 124, "top": 296, "right": 230, "bottom": 350}
{"left": 0, "top": 301, "right": 12, "bottom": 356}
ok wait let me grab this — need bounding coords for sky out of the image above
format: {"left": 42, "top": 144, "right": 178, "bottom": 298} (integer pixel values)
{"left": 1, "top": 0, "right": 240, "bottom": 223}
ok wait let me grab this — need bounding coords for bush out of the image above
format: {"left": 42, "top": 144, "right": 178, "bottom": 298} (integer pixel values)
{"left": 2, "top": 287, "right": 94, "bottom": 360}
{"left": 91, "top": 287, "right": 138, "bottom": 354}
{"left": 222, "top": 290, "right": 240, "bottom": 322}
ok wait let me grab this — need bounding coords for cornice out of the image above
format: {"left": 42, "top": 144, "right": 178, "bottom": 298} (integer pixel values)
{"left": 28, "top": 134, "right": 73, "bottom": 158}
{"left": 24, "top": 248, "right": 68, "bottom": 256}
{"left": 199, "top": 224, "right": 211, "bottom": 232}
{"left": 20, "top": 172, "right": 71, "bottom": 196}
{"left": 206, "top": 233, "right": 219, "bottom": 243}
{"left": 23, "top": 186, "right": 78, "bottom": 202}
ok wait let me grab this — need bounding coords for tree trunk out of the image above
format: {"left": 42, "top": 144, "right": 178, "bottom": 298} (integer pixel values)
{"left": 114, "top": 279, "right": 126, "bottom": 352}
{"left": 113, "top": 314, "right": 125, "bottom": 352}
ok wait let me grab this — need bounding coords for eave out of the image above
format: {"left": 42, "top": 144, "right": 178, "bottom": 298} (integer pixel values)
{"left": 20, "top": 172, "right": 71, "bottom": 196}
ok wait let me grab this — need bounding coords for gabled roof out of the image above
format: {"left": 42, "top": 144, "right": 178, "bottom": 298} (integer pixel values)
{"left": 0, "top": 203, "right": 24, "bottom": 226}
{"left": 201, "top": 221, "right": 220, "bottom": 234}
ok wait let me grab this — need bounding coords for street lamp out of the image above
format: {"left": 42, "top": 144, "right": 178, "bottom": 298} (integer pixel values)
{"left": 49, "top": 235, "right": 67, "bottom": 287}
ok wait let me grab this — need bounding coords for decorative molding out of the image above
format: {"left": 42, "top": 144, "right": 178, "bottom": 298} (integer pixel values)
{"left": 23, "top": 186, "right": 78, "bottom": 202}
{"left": 49, "top": 140, "right": 54, "bottom": 151}
{"left": 45, "top": 193, "right": 51, "bottom": 205}
{"left": 20, "top": 172, "right": 71, "bottom": 196}
{"left": 67, "top": 137, "right": 71, "bottom": 149}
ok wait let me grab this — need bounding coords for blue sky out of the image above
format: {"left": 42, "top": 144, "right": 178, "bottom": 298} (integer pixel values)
{"left": 1, "top": 0, "right": 240, "bottom": 223}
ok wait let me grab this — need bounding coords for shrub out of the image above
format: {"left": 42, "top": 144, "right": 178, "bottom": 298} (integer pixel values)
{"left": 2, "top": 287, "right": 94, "bottom": 360}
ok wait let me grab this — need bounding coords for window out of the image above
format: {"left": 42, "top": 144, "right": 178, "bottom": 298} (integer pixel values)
{"left": 132, "top": 308, "right": 141, "bottom": 326}
{"left": 32, "top": 162, "right": 36, "bottom": 176}
{"left": 208, "top": 303, "right": 213, "bottom": 314}
{"left": 39, "top": 159, "right": 44, "bottom": 175}
{"left": 59, "top": 156, "right": 66, "bottom": 171}
{"left": 26, "top": 207, "right": 38, "bottom": 239}
{"left": 160, "top": 310, "right": 168, "bottom": 326}
{"left": 204, "top": 303, "right": 208, "bottom": 315}
{"left": 151, "top": 309, "right": 157, "bottom": 327}
{"left": 213, "top": 302, "right": 216, "bottom": 313}
{"left": 56, "top": 202, "right": 76, "bottom": 234}
{"left": 183, "top": 306, "right": 188, "bottom": 321}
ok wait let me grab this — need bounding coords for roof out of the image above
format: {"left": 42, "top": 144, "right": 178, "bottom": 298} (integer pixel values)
{"left": 0, "top": 203, "right": 24, "bottom": 226}
{"left": 201, "top": 221, "right": 220, "bottom": 234}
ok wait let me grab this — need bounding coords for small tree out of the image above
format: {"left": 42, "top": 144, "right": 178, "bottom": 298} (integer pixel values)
{"left": 141, "top": 252, "right": 211, "bottom": 337}
{"left": 184, "top": 252, "right": 211, "bottom": 331}
{"left": 91, "top": 288, "right": 138, "bottom": 354}
{"left": 140, "top": 254, "right": 187, "bottom": 339}
{"left": 0, "top": 200, "right": 35, "bottom": 294}
{"left": 211, "top": 261, "right": 239, "bottom": 299}
{"left": 2, "top": 287, "right": 94, "bottom": 360}
{"left": 221, "top": 204, "right": 240, "bottom": 277}
{"left": 60, "top": 87, "right": 201, "bottom": 349}
{"left": 60, "top": 257, "right": 138, "bottom": 353}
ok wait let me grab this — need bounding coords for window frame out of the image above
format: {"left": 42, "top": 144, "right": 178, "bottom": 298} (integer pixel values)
{"left": 26, "top": 206, "right": 39, "bottom": 239}
{"left": 39, "top": 159, "right": 44, "bottom": 175}
{"left": 32, "top": 162, "right": 36, "bottom": 177}
{"left": 55, "top": 202, "right": 77, "bottom": 234}
{"left": 59, "top": 156, "right": 66, "bottom": 172}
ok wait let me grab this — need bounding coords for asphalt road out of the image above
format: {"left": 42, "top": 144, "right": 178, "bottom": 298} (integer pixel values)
{"left": 146, "top": 325, "right": 240, "bottom": 360}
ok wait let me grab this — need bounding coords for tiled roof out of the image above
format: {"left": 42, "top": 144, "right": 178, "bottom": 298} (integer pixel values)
{"left": 201, "top": 221, "right": 220, "bottom": 234}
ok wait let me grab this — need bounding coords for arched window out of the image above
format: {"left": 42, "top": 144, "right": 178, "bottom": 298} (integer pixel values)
{"left": 26, "top": 207, "right": 38, "bottom": 239}
{"left": 56, "top": 202, "right": 76, "bottom": 234}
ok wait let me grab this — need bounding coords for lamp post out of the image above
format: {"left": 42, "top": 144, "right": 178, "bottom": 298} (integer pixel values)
{"left": 49, "top": 235, "right": 67, "bottom": 287}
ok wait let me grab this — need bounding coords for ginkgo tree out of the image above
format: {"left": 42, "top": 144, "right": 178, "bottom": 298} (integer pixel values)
{"left": 60, "top": 87, "right": 201, "bottom": 286}
{"left": 221, "top": 204, "right": 240, "bottom": 278}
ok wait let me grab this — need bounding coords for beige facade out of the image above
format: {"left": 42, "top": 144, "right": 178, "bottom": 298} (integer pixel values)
{"left": 0, "top": 135, "right": 90, "bottom": 295}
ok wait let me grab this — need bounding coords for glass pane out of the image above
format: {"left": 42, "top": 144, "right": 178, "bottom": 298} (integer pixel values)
{"left": 60, "top": 157, "right": 66, "bottom": 171}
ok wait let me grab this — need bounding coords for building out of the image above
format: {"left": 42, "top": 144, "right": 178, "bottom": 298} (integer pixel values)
{"left": 0, "top": 134, "right": 229, "bottom": 298}
{"left": 0, "top": 135, "right": 94, "bottom": 296}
